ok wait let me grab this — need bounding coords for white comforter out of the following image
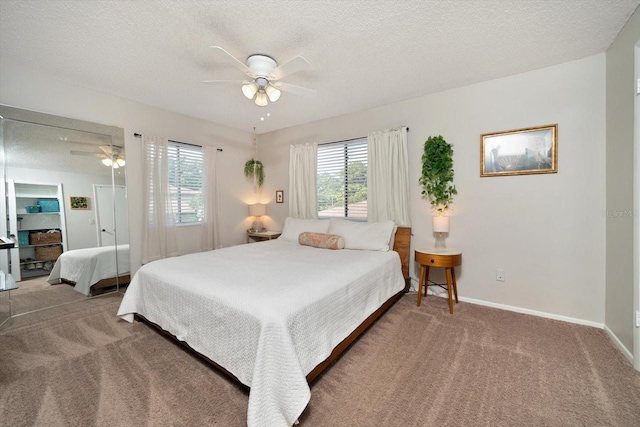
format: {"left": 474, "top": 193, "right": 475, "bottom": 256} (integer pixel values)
{"left": 117, "top": 239, "right": 404, "bottom": 427}
{"left": 47, "top": 244, "right": 130, "bottom": 296}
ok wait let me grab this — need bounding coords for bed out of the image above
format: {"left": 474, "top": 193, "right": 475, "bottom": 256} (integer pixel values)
{"left": 47, "top": 244, "right": 130, "bottom": 296}
{"left": 117, "top": 219, "right": 410, "bottom": 427}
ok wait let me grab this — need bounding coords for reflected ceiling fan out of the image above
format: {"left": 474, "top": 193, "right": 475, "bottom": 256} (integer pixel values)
{"left": 203, "top": 46, "right": 317, "bottom": 106}
{"left": 70, "top": 145, "right": 126, "bottom": 168}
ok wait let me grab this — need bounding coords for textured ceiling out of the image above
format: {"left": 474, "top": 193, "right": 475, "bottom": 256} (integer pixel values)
{"left": 1, "top": 0, "right": 638, "bottom": 134}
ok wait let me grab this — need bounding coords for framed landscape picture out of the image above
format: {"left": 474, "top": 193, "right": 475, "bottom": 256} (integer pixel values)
{"left": 70, "top": 196, "right": 89, "bottom": 210}
{"left": 481, "top": 124, "right": 558, "bottom": 177}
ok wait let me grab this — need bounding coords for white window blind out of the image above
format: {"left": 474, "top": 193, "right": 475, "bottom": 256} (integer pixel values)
{"left": 317, "top": 137, "right": 368, "bottom": 219}
{"left": 167, "top": 142, "right": 203, "bottom": 224}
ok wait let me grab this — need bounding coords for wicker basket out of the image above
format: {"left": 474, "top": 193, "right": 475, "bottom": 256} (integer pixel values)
{"left": 29, "top": 231, "right": 62, "bottom": 245}
{"left": 35, "top": 245, "right": 62, "bottom": 261}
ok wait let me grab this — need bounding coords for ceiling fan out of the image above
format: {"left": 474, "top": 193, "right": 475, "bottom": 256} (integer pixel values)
{"left": 203, "top": 46, "right": 317, "bottom": 107}
{"left": 70, "top": 145, "right": 126, "bottom": 168}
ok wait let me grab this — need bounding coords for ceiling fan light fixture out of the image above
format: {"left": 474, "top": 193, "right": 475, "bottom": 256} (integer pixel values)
{"left": 265, "top": 84, "right": 281, "bottom": 102}
{"left": 102, "top": 158, "right": 113, "bottom": 167}
{"left": 255, "top": 91, "right": 268, "bottom": 107}
{"left": 207, "top": 47, "right": 315, "bottom": 106}
{"left": 242, "top": 82, "right": 258, "bottom": 99}
{"left": 116, "top": 158, "right": 126, "bottom": 167}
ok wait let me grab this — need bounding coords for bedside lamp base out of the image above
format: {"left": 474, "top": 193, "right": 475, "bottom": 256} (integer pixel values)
{"left": 251, "top": 218, "right": 264, "bottom": 233}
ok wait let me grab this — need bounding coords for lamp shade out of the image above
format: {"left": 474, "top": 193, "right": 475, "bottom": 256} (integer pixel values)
{"left": 432, "top": 215, "right": 450, "bottom": 233}
{"left": 242, "top": 82, "right": 258, "bottom": 99}
{"left": 255, "top": 91, "right": 268, "bottom": 107}
{"left": 265, "top": 84, "right": 281, "bottom": 102}
{"left": 249, "top": 203, "right": 266, "bottom": 217}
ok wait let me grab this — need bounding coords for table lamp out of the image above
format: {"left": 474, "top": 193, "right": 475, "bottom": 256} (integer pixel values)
{"left": 432, "top": 215, "right": 449, "bottom": 249}
{"left": 249, "top": 203, "right": 267, "bottom": 232}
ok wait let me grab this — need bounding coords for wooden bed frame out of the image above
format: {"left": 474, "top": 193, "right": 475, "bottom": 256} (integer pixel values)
{"left": 90, "top": 274, "right": 131, "bottom": 295}
{"left": 61, "top": 274, "right": 131, "bottom": 296}
{"left": 137, "top": 226, "right": 411, "bottom": 385}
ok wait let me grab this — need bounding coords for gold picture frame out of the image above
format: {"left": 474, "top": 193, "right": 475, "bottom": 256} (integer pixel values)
{"left": 481, "top": 124, "right": 558, "bottom": 177}
{"left": 70, "top": 196, "right": 89, "bottom": 210}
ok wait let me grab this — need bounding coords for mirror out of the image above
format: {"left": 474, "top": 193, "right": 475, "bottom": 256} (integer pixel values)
{"left": 0, "top": 105, "right": 127, "bottom": 323}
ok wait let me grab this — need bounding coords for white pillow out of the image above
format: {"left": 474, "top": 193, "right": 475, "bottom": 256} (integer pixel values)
{"left": 279, "top": 217, "right": 330, "bottom": 242}
{"left": 327, "top": 218, "right": 396, "bottom": 251}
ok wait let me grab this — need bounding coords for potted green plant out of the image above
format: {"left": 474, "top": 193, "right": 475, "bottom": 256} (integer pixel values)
{"left": 244, "top": 158, "right": 265, "bottom": 188}
{"left": 419, "top": 135, "right": 457, "bottom": 213}
{"left": 420, "top": 135, "right": 457, "bottom": 248}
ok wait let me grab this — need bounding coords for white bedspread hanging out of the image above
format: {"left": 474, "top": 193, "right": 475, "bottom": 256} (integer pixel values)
{"left": 47, "top": 244, "right": 130, "bottom": 296}
{"left": 117, "top": 239, "right": 404, "bottom": 427}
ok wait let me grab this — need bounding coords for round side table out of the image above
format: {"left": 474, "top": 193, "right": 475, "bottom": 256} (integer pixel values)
{"left": 414, "top": 248, "right": 462, "bottom": 314}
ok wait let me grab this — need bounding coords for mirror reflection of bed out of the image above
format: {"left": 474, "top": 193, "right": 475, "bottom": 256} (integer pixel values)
{"left": 0, "top": 105, "right": 128, "bottom": 320}
{"left": 47, "top": 243, "right": 130, "bottom": 296}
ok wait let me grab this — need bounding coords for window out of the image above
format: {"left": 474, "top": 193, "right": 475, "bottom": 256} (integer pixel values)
{"left": 167, "top": 142, "right": 203, "bottom": 224}
{"left": 317, "top": 137, "right": 367, "bottom": 219}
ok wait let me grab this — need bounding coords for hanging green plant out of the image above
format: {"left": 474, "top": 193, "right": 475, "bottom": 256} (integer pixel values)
{"left": 419, "top": 135, "right": 457, "bottom": 213}
{"left": 244, "top": 158, "right": 265, "bottom": 188}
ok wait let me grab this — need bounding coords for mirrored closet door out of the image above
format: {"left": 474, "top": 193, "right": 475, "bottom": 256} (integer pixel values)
{"left": 0, "top": 105, "right": 128, "bottom": 324}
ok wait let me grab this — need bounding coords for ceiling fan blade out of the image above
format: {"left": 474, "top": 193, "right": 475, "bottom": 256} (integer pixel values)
{"left": 274, "top": 82, "right": 317, "bottom": 98}
{"left": 202, "top": 79, "right": 248, "bottom": 84}
{"left": 209, "top": 46, "right": 255, "bottom": 78}
{"left": 99, "top": 145, "right": 124, "bottom": 156}
{"left": 269, "top": 56, "right": 310, "bottom": 80}
{"left": 70, "top": 150, "right": 105, "bottom": 158}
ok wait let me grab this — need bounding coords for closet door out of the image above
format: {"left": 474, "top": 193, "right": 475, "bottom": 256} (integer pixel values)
{"left": 94, "top": 184, "right": 115, "bottom": 247}
{"left": 95, "top": 184, "right": 129, "bottom": 247}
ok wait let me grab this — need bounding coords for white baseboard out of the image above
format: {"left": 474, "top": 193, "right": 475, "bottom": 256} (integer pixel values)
{"left": 457, "top": 295, "right": 604, "bottom": 328}
{"left": 603, "top": 325, "right": 634, "bottom": 364}
{"left": 409, "top": 277, "right": 634, "bottom": 365}
{"left": 409, "top": 277, "right": 603, "bottom": 328}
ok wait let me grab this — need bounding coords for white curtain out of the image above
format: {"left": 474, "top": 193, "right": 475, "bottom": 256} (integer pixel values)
{"left": 288, "top": 143, "right": 318, "bottom": 219}
{"left": 200, "top": 145, "right": 221, "bottom": 251}
{"left": 141, "top": 135, "right": 179, "bottom": 264}
{"left": 367, "top": 127, "right": 411, "bottom": 226}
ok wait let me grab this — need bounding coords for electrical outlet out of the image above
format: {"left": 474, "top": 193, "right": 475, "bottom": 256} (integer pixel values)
{"left": 496, "top": 269, "right": 505, "bottom": 282}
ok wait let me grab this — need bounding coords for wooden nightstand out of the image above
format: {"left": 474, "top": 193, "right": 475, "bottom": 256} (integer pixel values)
{"left": 246, "top": 231, "right": 282, "bottom": 243}
{"left": 415, "top": 248, "right": 462, "bottom": 314}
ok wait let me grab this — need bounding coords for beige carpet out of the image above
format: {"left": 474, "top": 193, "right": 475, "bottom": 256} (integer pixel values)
{"left": 8, "top": 276, "right": 86, "bottom": 316}
{"left": 1, "top": 293, "right": 639, "bottom": 426}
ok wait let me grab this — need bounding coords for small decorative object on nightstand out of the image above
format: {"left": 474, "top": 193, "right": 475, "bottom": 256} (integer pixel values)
{"left": 414, "top": 248, "right": 462, "bottom": 314}
{"left": 248, "top": 203, "right": 267, "bottom": 232}
{"left": 432, "top": 215, "right": 449, "bottom": 248}
{"left": 246, "top": 230, "right": 282, "bottom": 244}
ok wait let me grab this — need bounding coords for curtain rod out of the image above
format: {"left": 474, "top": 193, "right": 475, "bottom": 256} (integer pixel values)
{"left": 134, "top": 133, "right": 223, "bottom": 152}
{"left": 318, "top": 126, "right": 409, "bottom": 146}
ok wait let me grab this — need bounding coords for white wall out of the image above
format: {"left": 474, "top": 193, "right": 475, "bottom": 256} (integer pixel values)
{"left": 260, "top": 54, "right": 607, "bottom": 324}
{"left": 605, "top": 7, "right": 640, "bottom": 362}
{"left": 1, "top": 63, "right": 257, "bottom": 276}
